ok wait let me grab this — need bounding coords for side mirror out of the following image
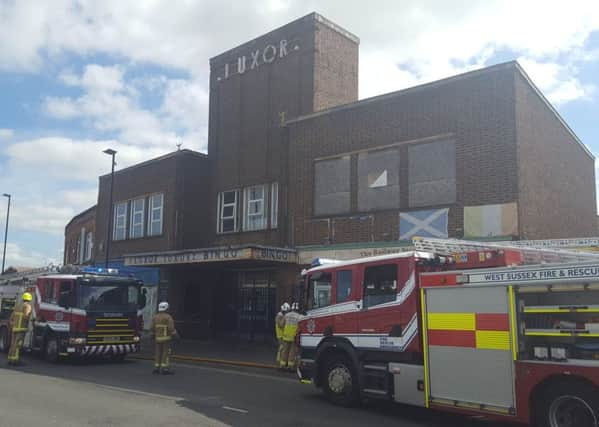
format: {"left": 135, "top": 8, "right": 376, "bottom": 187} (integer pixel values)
{"left": 138, "top": 288, "right": 147, "bottom": 309}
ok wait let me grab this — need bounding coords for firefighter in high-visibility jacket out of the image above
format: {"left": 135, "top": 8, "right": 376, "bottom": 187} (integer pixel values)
{"left": 150, "top": 301, "right": 178, "bottom": 375}
{"left": 275, "top": 302, "right": 290, "bottom": 363}
{"left": 8, "top": 292, "right": 33, "bottom": 366}
{"left": 279, "top": 302, "right": 302, "bottom": 371}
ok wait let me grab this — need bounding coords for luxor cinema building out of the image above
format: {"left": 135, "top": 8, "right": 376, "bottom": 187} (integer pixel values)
{"left": 68, "top": 13, "right": 596, "bottom": 341}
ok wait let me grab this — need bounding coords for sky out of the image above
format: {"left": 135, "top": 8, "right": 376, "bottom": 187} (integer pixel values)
{"left": 0, "top": 0, "right": 599, "bottom": 268}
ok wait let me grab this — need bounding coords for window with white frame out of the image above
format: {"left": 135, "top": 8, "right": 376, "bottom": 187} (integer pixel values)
{"left": 84, "top": 232, "right": 93, "bottom": 261}
{"left": 130, "top": 198, "right": 145, "bottom": 239}
{"left": 270, "top": 182, "right": 278, "bottom": 229}
{"left": 218, "top": 190, "right": 238, "bottom": 233}
{"left": 113, "top": 202, "right": 127, "bottom": 241}
{"left": 243, "top": 185, "right": 267, "bottom": 231}
{"left": 148, "top": 193, "right": 164, "bottom": 236}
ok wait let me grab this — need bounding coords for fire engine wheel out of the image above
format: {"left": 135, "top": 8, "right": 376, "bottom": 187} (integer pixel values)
{"left": 0, "top": 327, "right": 8, "bottom": 353}
{"left": 44, "top": 335, "right": 60, "bottom": 363}
{"left": 322, "top": 355, "right": 359, "bottom": 407}
{"left": 535, "top": 380, "right": 599, "bottom": 427}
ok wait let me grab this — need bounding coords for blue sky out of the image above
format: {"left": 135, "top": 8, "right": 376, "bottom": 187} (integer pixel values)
{"left": 1, "top": 0, "right": 598, "bottom": 267}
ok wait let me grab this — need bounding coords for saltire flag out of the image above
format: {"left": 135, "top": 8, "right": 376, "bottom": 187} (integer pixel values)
{"left": 399, "top": 208, "right": 449, "bottom": 240}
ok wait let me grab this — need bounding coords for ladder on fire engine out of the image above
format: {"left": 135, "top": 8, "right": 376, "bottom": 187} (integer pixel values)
{"left": 412, "top": 236, "right": 599, "bottom": 265}
{"left": 0, "top": 265, "right": 61, "bottom": 286}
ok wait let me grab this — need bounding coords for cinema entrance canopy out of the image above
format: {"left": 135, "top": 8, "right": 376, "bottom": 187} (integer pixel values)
{"left": 124, "top": 245, "right": 299, "bottom": 342}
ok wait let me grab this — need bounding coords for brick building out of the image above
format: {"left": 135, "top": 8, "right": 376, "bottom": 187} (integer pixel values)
{"left": 65, "top": 12, "right": 596, "bottom": 341}
{"left": 64, "top": 205, "right": 96, "bottom": 265}
{"left": 286, "top": 61, "right": 597, "bottom": 259}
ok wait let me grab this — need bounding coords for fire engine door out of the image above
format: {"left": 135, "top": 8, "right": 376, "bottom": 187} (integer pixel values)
{"left": 356, "top": 262, "right": 411, "bottom": 350}
{"left": 422, "top": 285, "right": 516, "bottom": 413}
{"left": 54, "top": 279, "right": 73, "bottom": 331}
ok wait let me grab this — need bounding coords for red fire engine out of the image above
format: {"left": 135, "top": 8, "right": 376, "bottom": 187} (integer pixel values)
{"left": 297, "top": 238, "right": 599, "bottom": 427}
{"left": 0, "top": 266, "right": 146, "bottom": 361}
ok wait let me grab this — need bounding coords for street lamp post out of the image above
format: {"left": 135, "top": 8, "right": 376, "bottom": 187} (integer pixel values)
{"left": 1, "top": 193, "right": 11, "bottom": 274}
{"left": 103, "top": 149, "right": 117, "bottom": 268}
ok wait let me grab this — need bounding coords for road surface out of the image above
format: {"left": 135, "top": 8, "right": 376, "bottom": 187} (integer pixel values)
{"left": 0, "top": 353, "right": 512, "bottom": 427}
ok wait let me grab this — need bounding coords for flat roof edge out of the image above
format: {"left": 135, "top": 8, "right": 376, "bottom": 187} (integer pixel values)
{"left": 210, "top": 12, "right": 358, "bottom": 64}
{"left": 314, "top": 13, "right": 359, "bottom": 44}
{"left": 285, "top": 61, "right": 518, "bottom": 125}
{"left": 99, "top": 149, "right": 207, "bottom": 180}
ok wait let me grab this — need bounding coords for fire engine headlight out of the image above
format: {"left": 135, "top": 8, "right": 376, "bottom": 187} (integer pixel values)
{"left": 133, "top": 336, "right": 140, "bottom": 342}
{"left": 68, "top": 337, "right": 86, "bottom": 345}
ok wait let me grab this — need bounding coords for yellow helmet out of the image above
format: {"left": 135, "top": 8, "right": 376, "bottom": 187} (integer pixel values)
{"left": 22, "top": 292, "right": 33, "bottom": 302}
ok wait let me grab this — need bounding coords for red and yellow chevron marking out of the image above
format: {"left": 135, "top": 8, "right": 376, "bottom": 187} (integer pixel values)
{"left": 427, "top": 312, "right": 510, "bottom": 351}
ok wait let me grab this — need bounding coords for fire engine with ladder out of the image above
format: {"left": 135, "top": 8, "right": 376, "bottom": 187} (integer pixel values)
{"left": 297, "top": 237, "right": 599, "bottom": 427}
{"left": 0, "top": 266, "right": 146, "bottom": 362}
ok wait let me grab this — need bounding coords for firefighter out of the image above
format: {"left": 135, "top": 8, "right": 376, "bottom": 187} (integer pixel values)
{"left": 275, "top": 302, "right": 290, "bottom": 363}
{"left": 7, "top": 292, "right": 33, "bottom": 366}
{"left": 150, "top": 301, "right": 178, "bottom": 375}
{"left": 279, "top": 302, "right": 302, "bottom": 371}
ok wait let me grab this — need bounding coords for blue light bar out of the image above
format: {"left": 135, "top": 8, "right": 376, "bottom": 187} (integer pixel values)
{"left": 311, "top": 258, "right": 341, "bottom": 268}
{"left": 82, "top": 267, "right": 120, "bottom": 275}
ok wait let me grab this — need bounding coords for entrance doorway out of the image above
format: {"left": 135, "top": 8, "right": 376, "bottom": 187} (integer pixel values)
{"left": 237, "top": 271, "right": 276, "bottom": 342}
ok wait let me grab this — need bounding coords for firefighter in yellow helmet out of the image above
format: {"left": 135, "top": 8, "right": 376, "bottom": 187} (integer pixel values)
{"left": 8, "top": 292, "right": 33, "bottom": 366}
{"left": 279, "top": 302, "right": 302, "bottom": 371}
{"left": 275, "top": 302, "right": 290, "bottom": 364}
{"left": 150, "top": 301, "right": 178, "bottom": 374}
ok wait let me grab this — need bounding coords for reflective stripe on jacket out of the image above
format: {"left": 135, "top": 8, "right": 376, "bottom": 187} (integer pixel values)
{"left": 151, "top": 312, "right": 177, "bottom": 343}
{"left": 10, "top": 302, "right": 32, "bottom": 333}
{"left": 282, "top": 311, "right": 302, "bottom": 342}
{"left": 275, "top": 312, "right": 285, "bottom": 340}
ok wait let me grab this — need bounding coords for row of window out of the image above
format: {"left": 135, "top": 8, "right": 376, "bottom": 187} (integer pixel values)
{"left": 314, "top": 139, "right": 456, "bottom": 216}
{"left": 113, "top": 193, "right": 164, "bottom": 241}
{"left": 83, "top": 231, "right": 93, "bottom": 262}
{"left": 217, "top": 183, "right": 278, "bottom": 234}
{"left": 309, "top": 264, "right": 398, "bottom": 310}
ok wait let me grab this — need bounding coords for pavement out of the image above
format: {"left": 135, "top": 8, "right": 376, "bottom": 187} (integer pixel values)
{"left": 0, "top": 352, "right": 513, "bottom": 427}
{"left": 138, "top": 335, "right": 278, "bottom": 369}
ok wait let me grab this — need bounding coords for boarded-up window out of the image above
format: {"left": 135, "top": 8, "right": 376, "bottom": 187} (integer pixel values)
{"left": 358, "top": 148, "right": 400, "bottom": 211}
{"left": 409, "top": 140, "right": 456, "bottom": 207}
{"left": 314, "top": 156, "right": 350, "bottom": 216}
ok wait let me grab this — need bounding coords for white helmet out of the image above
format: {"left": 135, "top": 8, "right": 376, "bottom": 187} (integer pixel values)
{"left": 158, "top": 301, "right": 169, "bottom": 312}
{"left": 281, "top": 302, "right": 291, "bottom": 312}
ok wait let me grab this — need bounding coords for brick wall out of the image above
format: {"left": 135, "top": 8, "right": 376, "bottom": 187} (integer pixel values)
{"left": 94, "top": 150, "right": 208, "bottom": 261}
{"left": 287, "top": 63, "right": 519, "bottom": 246}
{"left": 207, "top": 13, "right": 359, "bottom": 248}
{"left": 313, "top": 16, "right": 359, "bottom": 111}
{"left": 515, "top": 69, "right": 597, "bottom": 238}
{"left": 64, "top": 206, "right": 96, "bottom": 265}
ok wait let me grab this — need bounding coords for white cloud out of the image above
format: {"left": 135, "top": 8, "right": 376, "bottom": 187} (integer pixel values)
{"left": 0, "top": 242, "right": 58, "bottom": 269}
{"left": 44, "top": 64, "right": 208, "bottom": 150}
{"left": 2, "top": 137, "right": 176, "bottom": 238}
{"left": 0, "top": 128, "right": 14, "bottom": 139}
{"left": 0, "top": 1, "right": 597, "bottom": 106}
{"left": 60, "top": 189, "right": 98, "bottom": 208}
{"left": 6, "top": 137, "right": 172, "bottom": 182}
{"left": 1, "top": 0, "right": 599, "bottom": 263}
{"left": 518, "top": 57, "right": 596, "bottom": 105}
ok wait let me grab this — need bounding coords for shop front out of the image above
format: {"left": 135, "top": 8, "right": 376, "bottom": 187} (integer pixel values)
{"left": 124, "top": 245, "right": 300, "bottom": 342}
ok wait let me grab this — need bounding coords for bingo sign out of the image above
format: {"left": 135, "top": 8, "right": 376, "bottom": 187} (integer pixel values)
{"left": 125, "top": 246, "right": 298, "bottom": 266}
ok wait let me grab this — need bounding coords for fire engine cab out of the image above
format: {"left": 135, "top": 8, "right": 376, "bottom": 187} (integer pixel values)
{"left": 0, "top": 266, "right": 146, "bottom": 362}
{"left": 297, "top": 238, "right": 599, "bottom": 427}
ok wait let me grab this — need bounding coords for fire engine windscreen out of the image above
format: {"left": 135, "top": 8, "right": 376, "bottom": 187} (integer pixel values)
{"left": 78, "top": 283, "right": 141, "bottom": 312}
